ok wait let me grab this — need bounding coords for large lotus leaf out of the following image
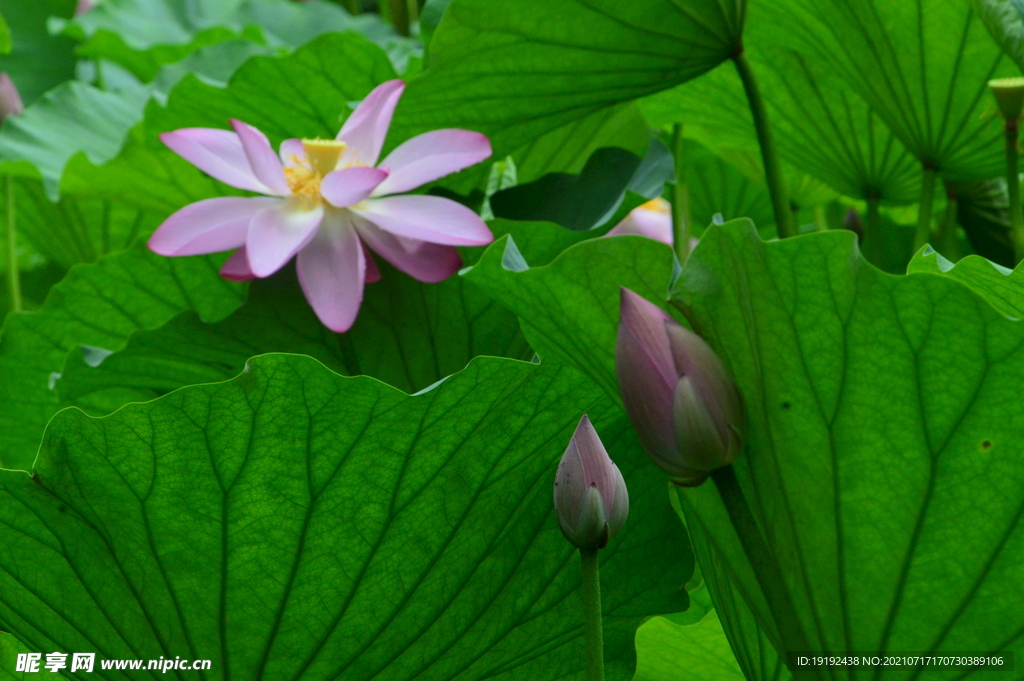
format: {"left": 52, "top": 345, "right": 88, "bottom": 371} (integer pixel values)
{"left": 773, "top": 0, "right": 1010, "bottom": 180}
{"left": 639, "top": 42, "right": 919, "bottom": 204}
{"left": 668, "top": 221, "right": 1024, "bottom": 677}
{"left": 0, "top": 246, "right": 245, "bottom": 471}
{"left": 57, "top": 0, "right": 414, "bottom": 82}
{"left": 388, "top": 0, "right": 745, "bottom": 163}
{"left": 0, "top": 353, "right": 690, "bottom": 680}
{"left": 0, "top": 0, "right": 76, "bottom": 107}
{"left": 973, "top": 0, "right": 1024, "bottom": 73}
{"left": 463, "top": 235, "right": 675, "bottom": 400}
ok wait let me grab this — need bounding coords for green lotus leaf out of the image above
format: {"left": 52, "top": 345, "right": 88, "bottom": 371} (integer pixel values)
{"left": 0, "top": 353, "right": 690, "bottom": 680}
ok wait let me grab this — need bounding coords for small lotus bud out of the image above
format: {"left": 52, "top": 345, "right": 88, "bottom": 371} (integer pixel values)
{"left": 75, "top": 0, "right": 96, "bottom": 15}
{"left": 615, "top": 288, "right": 745, "bottom": 486}
{"left": 553, "top": 415, "right": 629, "bottom": 550}
{"left": 989, "top": 77, "right": 1024, "bottom": 122}
{"left": 0, "top": 73, "right": 24, "bottom": 123}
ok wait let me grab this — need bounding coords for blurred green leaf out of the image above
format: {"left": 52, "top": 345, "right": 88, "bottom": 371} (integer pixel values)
{"left": 58, "top": 0, "right": 416, "bottom": 81}
{"left": 0, "top": 80, "right": 151, "bottom": 199}
{"left": 0, "top": 0, "right": 76, "bottom": 107}
{"left": 0, "top": 354, "right": 690, "bottom": 680}
{"left": 0, "top": 245, "right": 245, "bottom": 471}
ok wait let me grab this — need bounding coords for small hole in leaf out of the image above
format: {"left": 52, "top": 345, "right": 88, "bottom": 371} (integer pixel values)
{"left": 781, "top": 402, "right": 791, "bottom": 410}
{"left": 982, "top": 440, "right": 992, "bottom": 450}
{"left": 58, "top": 505, "right": 66, "bottom": 514}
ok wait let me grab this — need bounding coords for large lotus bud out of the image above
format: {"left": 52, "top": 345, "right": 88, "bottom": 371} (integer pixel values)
{"left": 0, "top": 73, "right": 23, "bottom": 123}
{"left": 553, "top": 415, "right": 629, "bottom": 550}
{"left": 615, "top": 288, "right": 744, "bottom": 486}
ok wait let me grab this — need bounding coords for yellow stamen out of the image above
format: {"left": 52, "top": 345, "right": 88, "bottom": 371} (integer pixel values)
{"left": 302, "top": 138, "right": 347, "bottom": 175}
{"left": 639, "top": 198, "right": 671, "bottom": 214}
{"left": 284, "top": 165, "right": 321, "bottom": 200}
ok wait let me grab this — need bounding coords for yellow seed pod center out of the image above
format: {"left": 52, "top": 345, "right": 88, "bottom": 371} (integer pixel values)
{"left": 302, "top": 138, "right": 347, "bottom": 175}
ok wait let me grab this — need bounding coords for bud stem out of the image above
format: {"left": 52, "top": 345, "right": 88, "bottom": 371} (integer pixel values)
{"left": 671, "top": 123, "right": 692, "bottom": 266}
{"left": 4, "top": 175, "right": 21, "bottom": 313}
{"left": 732, "top": 52, "right": 794, "bottom": 239}
{"left": 580, "top": 547, "right": 604, "bottom": 681}
{"left": 710, "top": 466, "right": 817, "bottom": 680}
{"left": 912, "top": 165, "right": 937, "bottom": 253}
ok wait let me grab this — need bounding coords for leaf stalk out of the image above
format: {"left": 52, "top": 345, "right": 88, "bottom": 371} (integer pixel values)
{"left": 732, "top": 52, "right": 793, "bottom": 239}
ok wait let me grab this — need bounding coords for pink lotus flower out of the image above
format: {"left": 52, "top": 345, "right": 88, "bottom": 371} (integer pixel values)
{"left": 148, "top": 79, "right": 494, "bottom": 332}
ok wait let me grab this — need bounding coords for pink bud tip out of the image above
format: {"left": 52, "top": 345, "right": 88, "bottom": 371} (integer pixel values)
{"left": 0, "top": 73, "right": 24, "bottom": 122}
{"left": 553, "top": 415, "right": 629, "bottom": 550}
